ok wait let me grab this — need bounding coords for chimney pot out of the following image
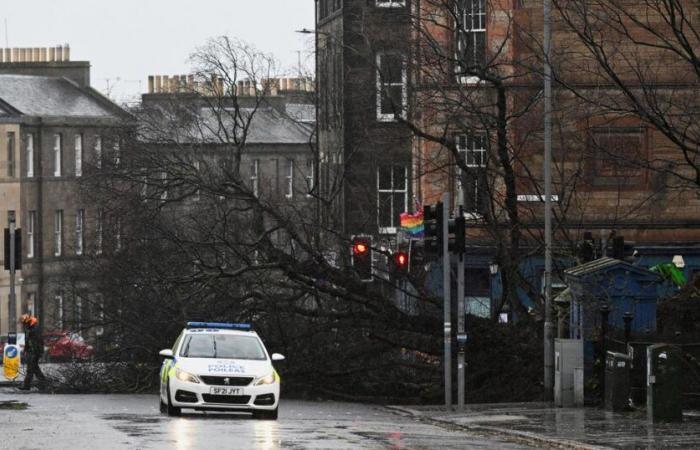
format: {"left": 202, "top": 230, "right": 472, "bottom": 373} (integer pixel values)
{"left": 48, "top": 47, "right": 55, "bottom": 62}
{"left": 0, "top": 49, "right": 3, "bottom": 63}
{"left": 155, "top": 75, "right": 162, "bottom": 93}
{"left": 12, "top": 48, "right": 19, "bottom": 62}
{"left": 148, "top": 76, "right": 154, "bottom": 94}
{"left": 55, "top": 45, "right": 63, "bottom": 62}
{"left": 33, "top": 47, "right": 40, "bottom": 62}
{"left": 40, "top": 48, "right": 47, "bottom": 62}
{"left": 187, "top": 74, "right": 194, "bottom": 89}
{"left": 63, "top": 44, "right": 70, "bottom": 61}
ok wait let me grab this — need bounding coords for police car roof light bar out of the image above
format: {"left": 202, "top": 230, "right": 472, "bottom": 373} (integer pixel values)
{"left": 186, "top": 322, "right": 252, "bottom": 331}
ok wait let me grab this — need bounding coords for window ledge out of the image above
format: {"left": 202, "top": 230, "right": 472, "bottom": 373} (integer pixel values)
{"left": 375, "top": 1, "right": 406, "bottom": 8}
{"left": 458, "top": 75, "right": 483, "bottom": 85}
{"left": 379, "top": 227, "right": 397, "bottom": 235}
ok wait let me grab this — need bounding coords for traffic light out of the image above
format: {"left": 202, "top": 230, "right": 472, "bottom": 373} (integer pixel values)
{"left": 351, "top": 235, "right": 372, "bottom": 281}
{"left": 391, "top": 250, "right": 409, "bottom": 278}
{"left": 423, "top": 202, "right": 443, "bottom": 257}
{"left": 4, "top": 228, "right": 21, "bottom": 271}
{"left": 448, "top": 212, "right": 465, "bottom": 255}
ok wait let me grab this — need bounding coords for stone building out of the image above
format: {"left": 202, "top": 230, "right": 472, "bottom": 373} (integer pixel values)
{"left": 0, "top": 46, "right": 130, "bottom": 336}
{"left": 140, "top": 74, "right": 316, "bottom": 208}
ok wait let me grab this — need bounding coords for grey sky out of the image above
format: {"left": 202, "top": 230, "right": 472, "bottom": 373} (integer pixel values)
{"left": 2, "top": 0, "right": 315, "bottom": 103}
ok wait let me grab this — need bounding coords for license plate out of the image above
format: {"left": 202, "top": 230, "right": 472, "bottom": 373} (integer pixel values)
{"left": 209, "top": 386, "right": 242, "bottom": 395}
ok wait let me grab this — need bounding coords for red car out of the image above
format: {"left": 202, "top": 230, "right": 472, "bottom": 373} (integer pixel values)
{"left": 43, "top": 332, "right": 94, "bottom": 361}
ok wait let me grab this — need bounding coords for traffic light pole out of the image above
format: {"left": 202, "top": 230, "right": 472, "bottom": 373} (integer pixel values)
{"left": 456, "top": 206, "right": 465, "bottom": 410}
{"left": 442, "top": 192, "right": 452, "bottom": 409}
{"left": 543, "top": 0, "right": 555, "bottom": 402}
{"left": 9, "top": 219, "right": 17, "bottom": 333}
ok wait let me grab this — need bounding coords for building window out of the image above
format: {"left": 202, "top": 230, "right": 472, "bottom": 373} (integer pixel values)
{"left": 456, "top": 134, "right": 488, "bottom": 215}
{"left": 456, "top": 0, "right": 486, "bottom": 81}
{"left": 7, "top": 132, "right": 15, "bottom": 177}
{"left": 25, "top": 292, "right": 35, "bottom": 317}
{"left": 96, "top": 209, "right": 103, "bottom": 255}
{"left": 193, "top": 161, "right": 201, "bottom": 201}
{"left": 285, "top": 159, "right": 294, "bottom": 198}
{"left": 318, "top": 0, "right": 342, "bottom": 20}
{"left": 305, "top": 158, "right": 315, "bottom": 197}
{"left": 587, "top": 128, "right": 645, "bottom": 187}
{"left": 75, "top": 134, "right": 83, "bottom": 177}
{"left": 75, "top": 297, "right": 82, "bottom": 331}
{"left": 160, "top": 171, "right": 168, "bottom": 201}
{"left": 95, "top": 293, "right": 104, "bottom": 336}
{"left": 115, "top": 218, "right": 122, "bottom": 251}
{"left": 376, "top": 52, "right": 407, "bottom": 122}
{"left": 376, "top": 0, "right": 405, "bottom": 7}
{"left": 76, "top": 209, "right": 84, "bottom": 255}
{"left": 54, "top": 209, "right": 63, "bottom": 256}
{"left": 56, "top": 292, "right": 64, "bottom": 330}
{"left": 140, "top": 176, "right": 148, "bottom": 201}
{"left": 377, "top": 165, "right": 408, "bottom": 234}
{"left": 27, "top": 211, "right": 35, "bottom": 259}
{"left": 250, "top": 159, "right": 259, "bottom": 197}
{"left": 53, "top": 134, "right": 62, "bottom": 177}
{"left": 25, "top": 134, "right": 34, "bottom": 178}
{"left": 95, "top": 136, "right": 102, "bottom": 169}
{"left": 113, "top": 140, "right": 121, "bottom": 166}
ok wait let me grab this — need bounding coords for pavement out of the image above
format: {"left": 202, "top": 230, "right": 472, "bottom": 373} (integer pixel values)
{"left": 386, "top": 402, "right": 700, "bottom": 449}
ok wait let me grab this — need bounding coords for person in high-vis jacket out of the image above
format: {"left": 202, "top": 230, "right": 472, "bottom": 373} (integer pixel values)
{"left": 18, "top": 314, "right": 47, "bottom": 391}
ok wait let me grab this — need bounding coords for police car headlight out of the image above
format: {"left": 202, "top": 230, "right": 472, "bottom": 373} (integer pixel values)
{"left": 175, "top": 368, "right": 200, "bottom": 384}
{"left": 255, "top": 372, "right": 276, "bottom": 385}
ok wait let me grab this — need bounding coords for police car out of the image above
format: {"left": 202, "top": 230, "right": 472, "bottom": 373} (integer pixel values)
{"left": 159, "top": 322, "right": 284, "bottom": 419}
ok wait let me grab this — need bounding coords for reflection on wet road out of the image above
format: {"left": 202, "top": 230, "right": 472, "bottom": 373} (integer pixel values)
{"left": 0, "top": 391, "right": 532, "bottom": 449}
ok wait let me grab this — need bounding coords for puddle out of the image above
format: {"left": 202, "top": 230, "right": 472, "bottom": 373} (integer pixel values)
{"left": 102, "top": 414, "right": 163, "bottom": 424}
{"left": 0, "top": 400, "right": 29, "bottom": 410}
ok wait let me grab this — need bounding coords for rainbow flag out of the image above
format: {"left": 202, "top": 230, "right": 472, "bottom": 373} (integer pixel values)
{"left": 400, "top": 210, "right": 424, "bottom": 238}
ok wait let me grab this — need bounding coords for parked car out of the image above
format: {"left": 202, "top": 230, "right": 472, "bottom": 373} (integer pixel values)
{"left": 44, "top": 332, "right": 94, "bottom": 361}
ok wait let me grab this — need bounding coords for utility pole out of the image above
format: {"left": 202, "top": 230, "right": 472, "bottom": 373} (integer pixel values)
{"left": 543, "top": 0, "right": 554, "bottom": 401}
{"left": 456, "top": 206, "right": 466, "bottom": 410}
{"left": 442, "top": 192, "right": 452, "bottom": 409}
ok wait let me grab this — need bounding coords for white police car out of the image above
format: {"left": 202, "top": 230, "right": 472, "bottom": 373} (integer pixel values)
{"left": 159, "top": 322, "right": 284, "bottom": 419}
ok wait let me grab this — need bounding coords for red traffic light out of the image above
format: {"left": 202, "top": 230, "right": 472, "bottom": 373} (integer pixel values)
{"left": 394, "top": 251, "right": 408, "bottom": 268}
{"left": 353, "top": 243, "right": 369, "bottom": 255}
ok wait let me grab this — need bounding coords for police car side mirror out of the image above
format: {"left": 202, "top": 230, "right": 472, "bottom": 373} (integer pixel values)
{"left": 271, "top": 353, "right": 285, "bottom": 362}
{"left": 159, "top": 349, "right": 174, "bottom": 359}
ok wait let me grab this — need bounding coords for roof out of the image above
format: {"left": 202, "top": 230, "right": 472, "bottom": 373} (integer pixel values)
{"left": 139, "top": 104, "right": 313, "bottom": 146}
{"left": 565, "top": 257, "right": 657, "bottom": 279}
{"left": 0, "top": 74, "right": 121, "bottom": 118}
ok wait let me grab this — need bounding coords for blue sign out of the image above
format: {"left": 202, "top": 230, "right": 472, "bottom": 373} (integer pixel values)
{"left": 4, "top": 347, "right": 17, "bottom": 358}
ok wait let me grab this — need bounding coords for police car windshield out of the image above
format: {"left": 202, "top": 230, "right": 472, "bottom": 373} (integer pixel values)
{"left": 180, "top": 334, "right": 266, "bottom": 360}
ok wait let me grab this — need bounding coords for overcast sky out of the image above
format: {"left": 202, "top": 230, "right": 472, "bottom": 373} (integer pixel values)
{"left": 2, "top": 0, "right": 315, "bottom": 103}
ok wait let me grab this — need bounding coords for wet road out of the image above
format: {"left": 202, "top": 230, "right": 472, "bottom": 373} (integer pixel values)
{"left": 0, "top": 389, "right": 533, "bottom": 449}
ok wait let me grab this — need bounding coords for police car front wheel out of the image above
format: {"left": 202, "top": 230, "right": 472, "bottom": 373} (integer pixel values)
{"left": 165, "top": 381, "right": 181, "bottom": 417}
